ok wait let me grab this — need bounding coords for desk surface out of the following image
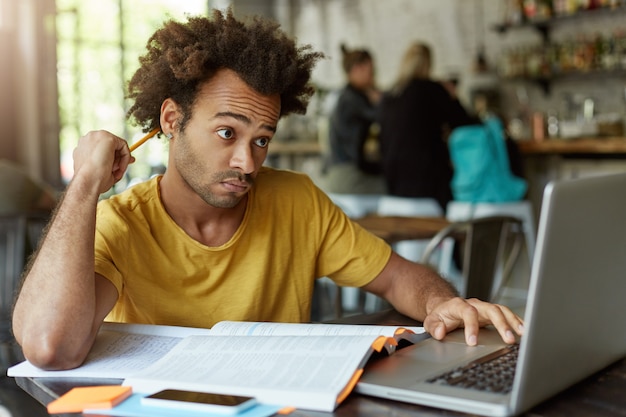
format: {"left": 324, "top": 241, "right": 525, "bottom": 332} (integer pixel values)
{"left": 15, "top": 309, "right": 626, "bottom": 417}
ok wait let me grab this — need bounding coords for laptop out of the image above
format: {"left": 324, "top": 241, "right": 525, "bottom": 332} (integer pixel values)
{"left": 356, "top": 172, "right": 626, "bottom": 416}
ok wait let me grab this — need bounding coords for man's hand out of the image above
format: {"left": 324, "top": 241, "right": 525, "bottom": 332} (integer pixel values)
{"left": 423, "top": 297, "right": 525, "bottom": 346}
{"left": 72, "top": 130, "right": 135, "bottom": 194}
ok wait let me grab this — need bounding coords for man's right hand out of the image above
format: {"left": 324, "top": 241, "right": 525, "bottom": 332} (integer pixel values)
{"left": 72, "top": 130, "right": 135, "bottom": 194}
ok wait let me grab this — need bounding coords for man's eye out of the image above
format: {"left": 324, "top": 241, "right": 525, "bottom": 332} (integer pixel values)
{"left": 254, "top": 137, "right": 270, "bottom": 148}
{"left": 216, "top": 128, "right": 234, "bottom": 139}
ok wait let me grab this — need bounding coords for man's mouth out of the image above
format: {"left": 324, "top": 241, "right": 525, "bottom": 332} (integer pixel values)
{"left": 221, "top": 179, "right": 250, "bottom": 193}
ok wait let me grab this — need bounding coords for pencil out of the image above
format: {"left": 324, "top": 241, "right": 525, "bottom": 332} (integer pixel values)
{"left": 129, "top": 127, "right": 161, "bottom": 152}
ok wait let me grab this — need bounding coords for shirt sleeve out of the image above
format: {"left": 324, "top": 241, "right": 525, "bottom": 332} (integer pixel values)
{"left": 94, "top": 201, "right": 127, "bottom": 296}
{"left": 313, "top": 187, "right": 392, "bottom": 287}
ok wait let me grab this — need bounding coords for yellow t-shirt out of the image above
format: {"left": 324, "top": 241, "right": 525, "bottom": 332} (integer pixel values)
{"left": 95, "top": 167, "right": 391, "bottom": 328}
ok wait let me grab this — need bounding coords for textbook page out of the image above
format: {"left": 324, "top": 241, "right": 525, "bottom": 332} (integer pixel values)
{"left": 211, "top": 321, "right": 425, "bottom": 337}
{"left": 124, "top": 335, "right": 385, "bottom": 412}
{"left": 7, "top": 322, "right": 211, "bottom": 378}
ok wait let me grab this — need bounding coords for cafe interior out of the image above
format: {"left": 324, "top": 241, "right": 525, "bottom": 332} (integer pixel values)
{"left": 1, "top": 0, "right": 626, "bottom": 416}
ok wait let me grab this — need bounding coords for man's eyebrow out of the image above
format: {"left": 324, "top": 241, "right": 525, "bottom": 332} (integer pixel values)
{"left": 214, "top": 111, "right": 276, "bottom": 133}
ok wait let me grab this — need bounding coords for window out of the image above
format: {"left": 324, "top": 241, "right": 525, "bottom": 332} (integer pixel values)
{"left": 56, "top": 0, "right": 209, "bottom": 190}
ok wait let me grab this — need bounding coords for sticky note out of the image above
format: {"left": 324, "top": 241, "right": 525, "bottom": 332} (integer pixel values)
{"left": 47, "top": 385, "right": 132, "bottom": 414}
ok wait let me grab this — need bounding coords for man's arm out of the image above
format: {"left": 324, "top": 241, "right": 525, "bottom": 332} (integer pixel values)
{"left": 362, "top": 252, "right": 524, "bottom": 346}
{"left": 12, "top": 130, "right": 132, "bottom": 370}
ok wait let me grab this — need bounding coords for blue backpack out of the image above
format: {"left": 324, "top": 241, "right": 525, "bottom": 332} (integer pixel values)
{"left": 449, "top": 117, "right": 527, "bottom": 203}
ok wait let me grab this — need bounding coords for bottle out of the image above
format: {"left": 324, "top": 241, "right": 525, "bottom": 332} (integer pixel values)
{"left": 547, "top": 110, "right": 560, "bottom": 138}
{"left": 532, "top": 112, "right": 546, "bottom": 141}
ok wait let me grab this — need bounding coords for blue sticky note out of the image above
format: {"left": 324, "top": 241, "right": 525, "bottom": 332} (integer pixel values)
{"left": 83, "top": 393, "right": 284, "bottom": 417}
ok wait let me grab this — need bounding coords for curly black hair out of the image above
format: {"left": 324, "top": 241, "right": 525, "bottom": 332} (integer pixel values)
{"left": 126, "top": 8, "right": 324, "bottom": 132}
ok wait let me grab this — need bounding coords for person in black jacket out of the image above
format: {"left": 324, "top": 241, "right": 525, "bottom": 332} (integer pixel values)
{"left": 321, "top": 45, "right": 386, "bottom": 194}
{"left": 379, "top": 42, "right": 477, "bottom": 211}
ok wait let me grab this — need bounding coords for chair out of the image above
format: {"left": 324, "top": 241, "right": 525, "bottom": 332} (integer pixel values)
{"left": 0, "top": 213, "right": 49, "bottom": 371}
{"left": 446, "top": 200, "right": 536, "bottom": 261}
{"left": 446, "top": 200, "right": 535, "bottom": 303}
{"left": 421, "top": 216, "right": 524, "bottom": 302}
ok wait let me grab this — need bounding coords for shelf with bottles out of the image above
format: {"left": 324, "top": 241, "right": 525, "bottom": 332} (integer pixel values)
{"left": 496, "top": 1, "right": 626, "bottom": 41}
{"left": 496, "top": 30, "right": 626, "bottom": 93}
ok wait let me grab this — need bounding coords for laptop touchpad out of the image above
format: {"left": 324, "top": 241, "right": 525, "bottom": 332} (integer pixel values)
{"left": 361, "top": 329, "right": 507, "bottom": 385}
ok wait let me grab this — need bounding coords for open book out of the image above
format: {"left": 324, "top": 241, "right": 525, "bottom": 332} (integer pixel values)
{"left": 9, "top": 321, "right": 427, "bottom": 412}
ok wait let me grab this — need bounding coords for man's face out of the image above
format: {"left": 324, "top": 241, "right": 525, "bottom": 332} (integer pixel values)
{"left": 351, "top": 60, "right": 374, "bottom": 89}
{"left": 170, "top": 69, "right": 280, "bottom": 208}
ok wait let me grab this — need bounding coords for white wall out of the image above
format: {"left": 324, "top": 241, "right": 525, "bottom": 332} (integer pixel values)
{"left": 258, "top": 0, "right": 626, "bottom": 123}
{"left": 287, "top": 0, "right": 481, "bottom": 92}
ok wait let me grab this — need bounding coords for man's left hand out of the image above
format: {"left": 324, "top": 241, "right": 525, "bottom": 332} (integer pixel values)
{"left": 423, "top": 297, "right": 524, "bottom": 346}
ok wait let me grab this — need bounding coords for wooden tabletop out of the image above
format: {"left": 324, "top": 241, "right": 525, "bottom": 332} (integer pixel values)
{"left": 354, "top": 215, "right": 452, "bottom": 243}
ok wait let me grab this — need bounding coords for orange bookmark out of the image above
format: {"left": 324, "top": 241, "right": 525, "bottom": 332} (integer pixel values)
{"left": 46, "top": 385, "right": 132, "bottom": 414}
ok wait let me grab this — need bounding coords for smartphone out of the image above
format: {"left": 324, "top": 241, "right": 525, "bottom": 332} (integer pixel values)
{"left": 140, "top": 389, "right": 257, "bottom": 414}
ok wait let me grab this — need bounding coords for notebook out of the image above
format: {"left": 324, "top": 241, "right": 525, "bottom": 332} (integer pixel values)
{"left": 356, "top": 172, "right": 626, "bottom": 416}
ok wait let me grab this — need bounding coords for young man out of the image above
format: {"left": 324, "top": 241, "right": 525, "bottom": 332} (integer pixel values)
{"left": 13, "top": 10, "right": 523, "bottom": 371}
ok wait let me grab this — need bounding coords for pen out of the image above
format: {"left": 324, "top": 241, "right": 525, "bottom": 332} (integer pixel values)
{"left": 129, "top": 127, "right": 161, "bottom": 152}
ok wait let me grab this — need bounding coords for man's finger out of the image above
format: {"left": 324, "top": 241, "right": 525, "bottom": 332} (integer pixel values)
{"left": 467, "top": 299, "right": 522, "bottom": 344}
{"left": 460, "top": 302, "right": 479, "bottom": 346}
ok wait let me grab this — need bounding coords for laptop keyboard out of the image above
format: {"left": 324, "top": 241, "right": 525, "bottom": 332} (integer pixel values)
{"left": 426, "top": 344, "right": 519, "bottom": 394}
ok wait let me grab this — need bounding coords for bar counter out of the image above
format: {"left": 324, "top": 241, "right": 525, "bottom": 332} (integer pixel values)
{"left": 516, "top": 137, "right": 626, "bottom": 155}
{"left": 266, "top": 137, "right": 626, "bottom": 158}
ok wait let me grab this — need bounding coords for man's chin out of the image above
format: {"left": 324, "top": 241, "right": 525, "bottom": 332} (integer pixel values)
{"left": 203, "top": 193, "right": 246, "bottom": 209}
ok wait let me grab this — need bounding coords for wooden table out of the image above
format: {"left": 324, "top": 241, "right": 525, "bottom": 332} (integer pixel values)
{"left": 353, "top": 215, "right": 452, "bottom": 244}
{"left": 15, "top": 309, "right": 626, "bottom": 416}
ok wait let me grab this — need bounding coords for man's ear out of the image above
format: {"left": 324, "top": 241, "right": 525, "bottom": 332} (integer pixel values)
{"left": 160, "top": 98, "right": 181, "bottom": 137}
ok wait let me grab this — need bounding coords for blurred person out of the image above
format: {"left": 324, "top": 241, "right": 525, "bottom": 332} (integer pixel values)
{"left": 378, "top": 42, "right": 478, "bottom": 211}
{"left": 321, "top": 45, "right": 386, "bottom": 194}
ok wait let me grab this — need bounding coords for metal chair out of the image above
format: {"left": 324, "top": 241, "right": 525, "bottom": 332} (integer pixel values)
{"left": 0, "top": 213, "right": 49, "bottom": 371}
{"left": 446, "top": 200, "right": 536, "bottom": 262}
{"left": 421, "top": 216, "right": 524, "bottom": 302}
{"left": 374, "top": 196, "right": 458, "bottom": 312}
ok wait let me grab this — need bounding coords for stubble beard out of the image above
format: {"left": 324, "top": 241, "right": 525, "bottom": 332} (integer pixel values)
{"left": 192, "top": 171, "right": 253, "bottom": 209}
{"left": 175, "top": 132, "right": 254, "bottom": 209}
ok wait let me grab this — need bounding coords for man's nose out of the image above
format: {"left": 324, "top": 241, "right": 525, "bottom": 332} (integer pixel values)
{"left": 230, "top": 142, "right": 256, "bottom": 174}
